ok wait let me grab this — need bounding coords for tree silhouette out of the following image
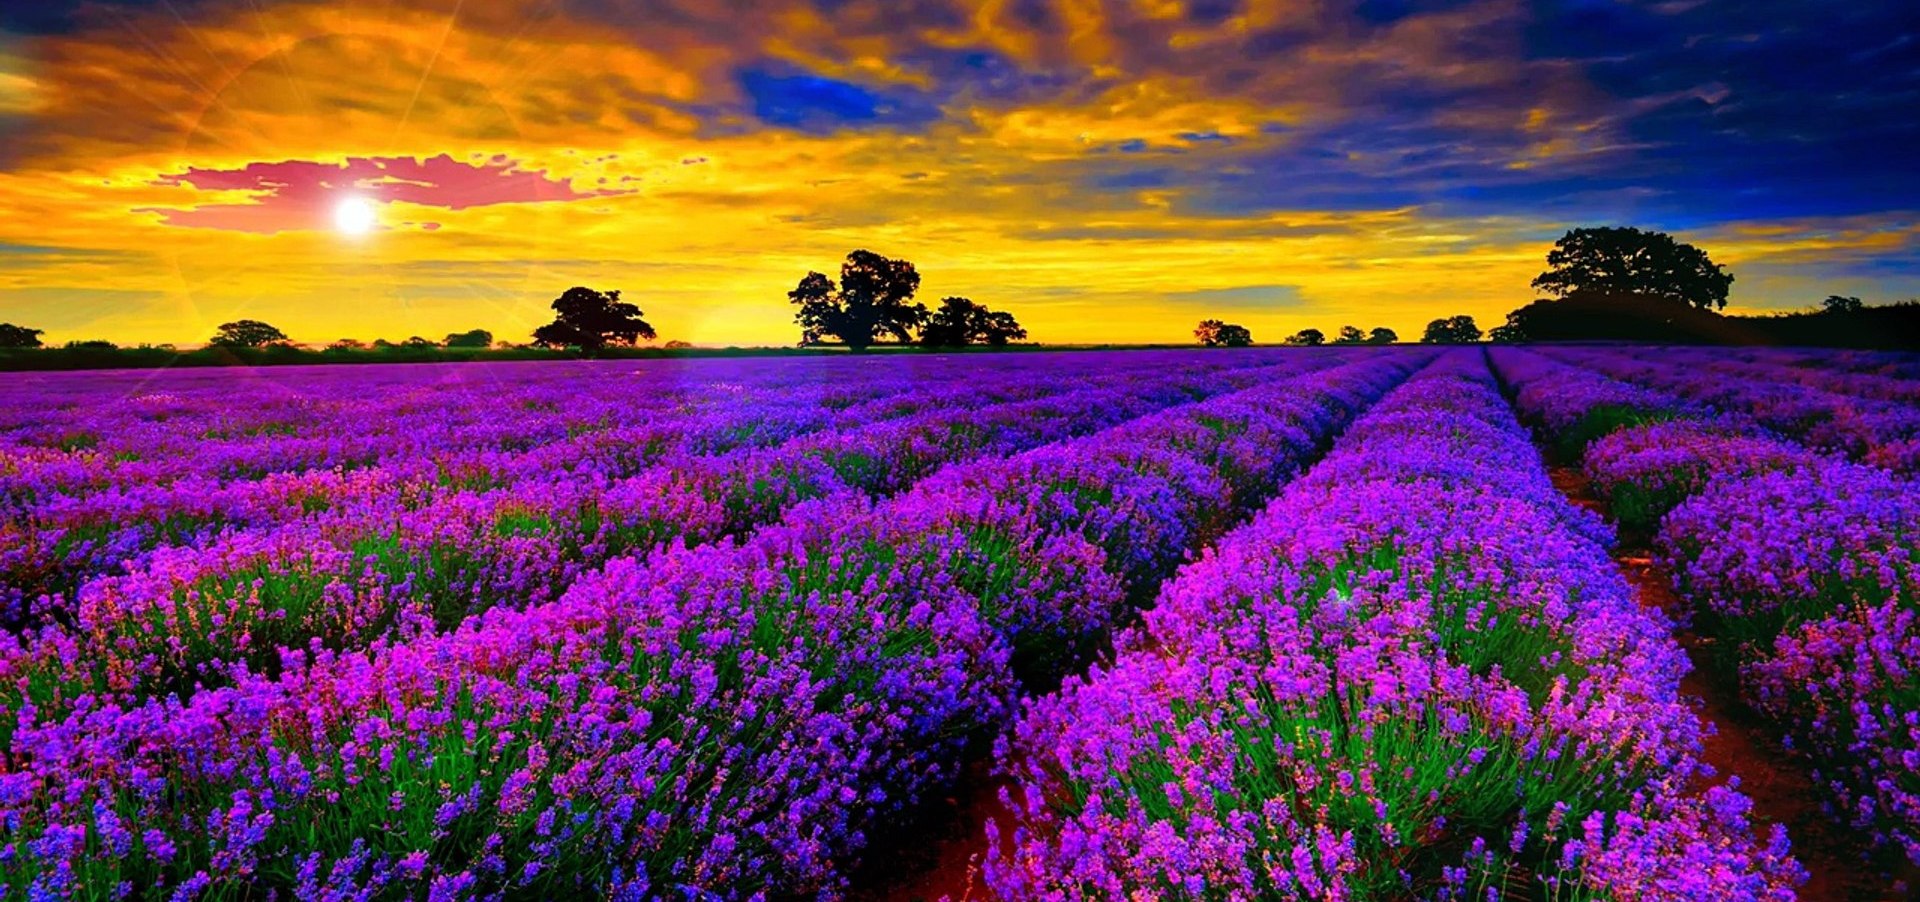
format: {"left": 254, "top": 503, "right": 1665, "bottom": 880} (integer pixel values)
{"left": 1532, "top": 227, "right": 1733, "bottom": 310}
{"left": 1367, "top": 327, "right": 1398, "bottom": 345}
{"left": 1284, "top": 328, "right": 1326, "bottom": 346}
{"left": 209, "top": 319, "right": 290, "bottom": 348}
{"left": 1502, "top": 291, "right": 1737, "bottom": 344}
{"left": 1421, "top": 315, "right": 1483, "bottom": 344}
{"left": 532, "top": 287, "right": 655, "bottom": 350}
{"left": 1195, "top": 319, "right": 1252, "bottom": 347}
{"left": 1488, "top": 317, "right": 1526, "bottom": 342}
{"left": 921, "top": 296, "right": 1028, "bottom": 347}
{"left": 1333, "top": 325, "right": 1366, "bottom": 345}
{"left": 443, "top": 329, "right": 493, "bottom": 348}
{"left": 1821, "top": 295, "right": 1865, "bottom": 314}
{"left": 324, "top": 338, "right": 366, "bottom": 353}
{"left": 0, "top": 323, "right": 44, "bottom": 348}
{"left": 789, "top": 250, "right": 927, "bottom": 351}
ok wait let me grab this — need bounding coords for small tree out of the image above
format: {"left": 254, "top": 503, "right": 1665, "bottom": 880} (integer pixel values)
{"left": 1333, "top": 325, "right": 1366, "bottom": 345}
{"left": 1421, "top": 315, "right": 1483, "bottom": 344}
{"left": 921, "top": 296, "right": 1029, "bottom": 347}
{"left": 790, "top": 250, "right": 927, "bottom": 351}
{"left": 0, "top": 323, "right": 45, "bottom": 348}
{"left": 1821, "top": 295, "right": 1865, "bottom": 314}
{"left": 443, "top": 329, "right": 493, "bottom": 348}
{"left": 65, "top": 339, "right": 118, "bottom": 350}
{"left": 1488, "top": 317, "right": 1526, "bottom": 342}
{"left": 209, "top": 319, "right": 290, "bottom": 348}
{"left": 1532, "top": 226, "right": 1733, "bottom": 310}
{"left": 325, "top": 338, "right": 366, "bottom": 353}
{"left": 532, "top": 287, "right": 655, "bottom": 351}
{"left": 1284, "top": 328, "right": 1326, "bottom": 347}
{"left": 1195, "top": 319, "right": 1252, "bottom": 347}
{"left": 1367, "top": 327, "right": 1398, "bottom": 345}
{"left": 401, "top": 336, "right": 437, "bottom": 349}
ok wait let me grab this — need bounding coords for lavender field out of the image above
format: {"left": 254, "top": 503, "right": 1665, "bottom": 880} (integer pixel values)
{"left": 2, "top": 346, "right": 1917, "bottom": 900}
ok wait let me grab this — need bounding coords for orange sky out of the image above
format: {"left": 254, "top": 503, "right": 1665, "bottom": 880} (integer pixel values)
{"left": 1, "top": 0, "right": 1915, "bottom": 347}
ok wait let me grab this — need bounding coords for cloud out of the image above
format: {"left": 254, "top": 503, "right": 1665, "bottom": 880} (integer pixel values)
{"left": 1162, "top": 284, "right": 1308, "bottom": 308}
{"left": 0, "top": 0, "right": 1915, "bottom": 346}
{"left": 138, "top": 154, "right": 632, "bottom": 233}
{"left": 736, "top": 63, "right": 943, "bottom": 134}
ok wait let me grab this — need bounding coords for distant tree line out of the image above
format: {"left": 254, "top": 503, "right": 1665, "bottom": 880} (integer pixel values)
{"left": 8, "top": 228, "right": 1918, "bottom": 370}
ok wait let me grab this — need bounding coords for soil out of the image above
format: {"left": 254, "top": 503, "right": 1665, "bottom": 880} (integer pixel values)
{"left": 848, "top": 755, "right": 1010, "bottom": 901}
{"left": 1549, "top": 465, "right": 1906, "bottom": 901}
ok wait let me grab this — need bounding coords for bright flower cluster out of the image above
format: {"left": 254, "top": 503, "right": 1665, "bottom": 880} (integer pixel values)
{"left": 988, "top": 351, "right": 1802, "bottom": 899}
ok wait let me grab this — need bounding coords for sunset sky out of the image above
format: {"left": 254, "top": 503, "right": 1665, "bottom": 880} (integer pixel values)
{"left": 1, "top": 0, "right": 1916, "bottom": 347}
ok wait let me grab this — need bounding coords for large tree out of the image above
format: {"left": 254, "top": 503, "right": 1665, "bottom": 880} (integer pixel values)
{"left": 1366, "top": 327, "right": 1398, "bottom": 345}
{"left": 1333, "top": 325, "right": 1366, "bottom": 345}
{"left": 1284, "top": 328, "right": 1326, "bottom": 346}
{"left": 208, "top": 319, "right": 290, "bottom": 348}
{"left": 532, "top": 287, "right": 655, "bottom": 350}
{"left": 789, "top": 250, "right": 928, "bottom": 351}
{"left": 1821, "top": 295, "right": 1865, "bottom": 314}
{"left": 921, "top": 296, "right": 1028, "bottom": 347}
{"left": 1532, "top": 226, "right": 1733, "bottom": 310}
{"left": 0, "top": 323, "right": 44, "bottom": 348}
{"left": 1195, "top": 319, "right": 1253, "bottom": 348}
{"left": 1421, "top": 315, "right": 1482, "bottom": 344}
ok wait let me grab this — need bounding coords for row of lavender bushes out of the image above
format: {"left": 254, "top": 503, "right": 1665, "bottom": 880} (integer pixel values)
{"left": 3, "top": 353, "right": 1348, "bottom": 745}
{"left": 2, "top": 351, "right": 1310, "bottom": 619}
{"left": 986, "top": 351, "right": 1803, "bottom": 899}
{"left": 1495, "top": 346, "right": 1920, "bottom": 868}
{"left": 1542, "top": 347, "right": 1920, "bottom": 474}
{"left": 0, "top": 352, "right": 1420, "bottom": 898}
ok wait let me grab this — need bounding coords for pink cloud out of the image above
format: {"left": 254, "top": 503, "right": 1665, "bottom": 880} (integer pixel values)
{"left": 137, "top": 154, "right": 630, "bottom": 233}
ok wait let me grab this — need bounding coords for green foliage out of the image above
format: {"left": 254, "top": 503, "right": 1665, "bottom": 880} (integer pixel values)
{"left": 1556, "top": 405, "right": 1677, "bottom": 460}
{"left": 442, "top": 328, "right": 493, "bottom": 348}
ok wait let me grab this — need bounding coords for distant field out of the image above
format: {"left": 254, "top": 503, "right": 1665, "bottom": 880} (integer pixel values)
{"left": 2, "top": 346, "right": 1915, "bottom": 899}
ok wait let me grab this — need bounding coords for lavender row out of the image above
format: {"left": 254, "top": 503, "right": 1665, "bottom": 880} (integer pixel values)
{"left": 1496, "top": 347, "right": 1920, "bottom": 867}
{"left": 1, "top": 354, "right": 1350, "bottom": 743}
{"left": 987, "top": 351, "right": 1802, "bottom": 899}
{"left": 0, "top": 353, "right": 1420, "bottom": 900}
{"left": 4, "top": 352, "right": 1300, "bottom": 611}
{"left": 1543, "top": 346, "right": 1920, "bottom": 473}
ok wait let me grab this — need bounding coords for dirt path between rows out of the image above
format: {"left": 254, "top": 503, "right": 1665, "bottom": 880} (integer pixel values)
{"left": 1547, "top": 466, "right": 1890, "bottom": 901}
{"left": 847, "top": 754, "right": 1006, "bottom": 901}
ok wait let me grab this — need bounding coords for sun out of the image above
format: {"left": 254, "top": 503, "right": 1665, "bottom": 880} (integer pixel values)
{"left": 333, "top": 196, "right": 377, "bottom": 236}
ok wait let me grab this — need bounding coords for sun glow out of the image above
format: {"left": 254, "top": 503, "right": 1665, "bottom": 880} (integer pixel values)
{"left": 333, "top": 196, "right": 377, "bottom": 236}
